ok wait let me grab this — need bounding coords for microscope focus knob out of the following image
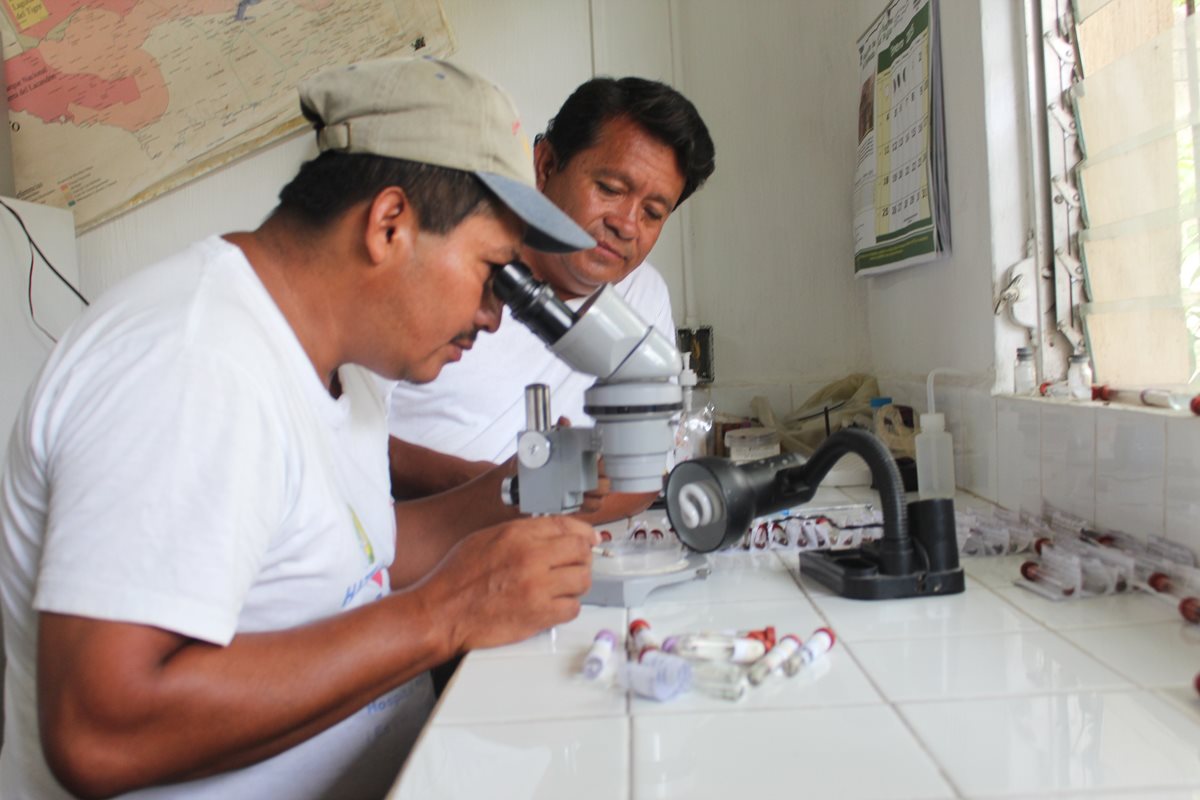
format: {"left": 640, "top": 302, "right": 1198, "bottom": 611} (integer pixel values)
{"left": 517, "top": 430, "right": 552, "bottom": 469}
{"left": 500, "top": 475, "right": 519, "bottom": 507}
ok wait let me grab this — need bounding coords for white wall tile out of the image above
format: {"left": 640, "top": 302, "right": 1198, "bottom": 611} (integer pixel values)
{"left": 996, "top": 398, "right": 1042, "bottom": 514}
{"left": 1164, "top": 416, "right": 1200, "bottom": 556}
{"left": 1094, "top": 407, "right": 1165, "bottom": 541}
{"left": 959, "top": 390, "right": 997, "bottom": 501}
{"left": 1040, "top": 403, "right": 1096, "bottom": 523}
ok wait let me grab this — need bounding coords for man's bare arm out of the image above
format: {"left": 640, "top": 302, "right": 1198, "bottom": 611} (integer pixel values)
{"left": 389, "top": 437, "right": 494, "bottom": 499}
{"left": 39, "top": 516, "right": 596, "bottom": 800}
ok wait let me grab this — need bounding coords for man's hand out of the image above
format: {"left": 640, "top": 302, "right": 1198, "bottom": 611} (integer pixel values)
{"left": 415, "top": 515, "right": 598, "bottom": 651}
{"left": 550, "top": 416, "right": 663, "bottom": 524}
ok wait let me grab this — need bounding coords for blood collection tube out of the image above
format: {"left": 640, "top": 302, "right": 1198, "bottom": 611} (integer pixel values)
{"left": 1181, "top": 597, "right": 1200, "bottom": 624}
{"left": 629, "top": 619, "right": 661, "bottom": 660}
{"left": 621, "top": 649, "right": 692, "bottom": 701}
{"left": 1145, "top": 572, "right": 1200, "bottom": 624}
{"left": 747, "top": 634, "right": 801, "bottom": 685}
{"left": 1020, "top": 561, "right": 1076, "bottom": 596}
{"left": 783, "top": 628, "right": 836, "bottom": 676}
{"left": 668, "top": 632, "right": 767, "bottom": 664}
{"left": 752, "top": 522, "right": 770, "bottom": 549}
{"left": 744, "top": 625, "right": 776, "bottom": 650}
{"left": 582, "top": 629, "right": 617, "bottom": 679}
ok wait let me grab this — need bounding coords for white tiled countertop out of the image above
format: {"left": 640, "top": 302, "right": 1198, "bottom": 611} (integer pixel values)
{"left": 389, "top": 491, "right": 1200, "bottom": 799}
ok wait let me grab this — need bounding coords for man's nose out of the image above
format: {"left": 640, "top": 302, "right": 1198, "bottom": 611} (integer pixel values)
{"left": 477, "top": 285, "right": 503, "bottom": 333}
{"left": 605, "top": 198, "right": 638, "bottom": 240}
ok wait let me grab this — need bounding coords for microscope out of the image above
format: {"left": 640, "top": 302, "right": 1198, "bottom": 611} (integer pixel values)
{"left": 491, "top": 261, "right": 683, "bottom": 515}
{"left": 494, "top": 262, "right": 963, "bottom": 602}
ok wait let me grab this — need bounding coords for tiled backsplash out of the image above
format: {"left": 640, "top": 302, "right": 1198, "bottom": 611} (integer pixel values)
{"left": 906, "top": 387, "right": 1200, "bottom": 562}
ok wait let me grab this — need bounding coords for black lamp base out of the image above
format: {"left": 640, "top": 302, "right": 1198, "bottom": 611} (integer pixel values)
{"left": 799, "top": 497, "right": 965, "bottom": 600}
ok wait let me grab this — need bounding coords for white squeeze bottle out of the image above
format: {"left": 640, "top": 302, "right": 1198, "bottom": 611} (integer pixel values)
{"left": 915, "top": 369, "right": 957, "bottom": 500}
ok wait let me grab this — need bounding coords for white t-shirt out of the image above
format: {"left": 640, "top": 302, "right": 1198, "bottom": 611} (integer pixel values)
{"left": 0, "top": 236, "right": 434, "bottom": 800}
{"left": 388, "top": 263, "right": 674, "bottom": 462}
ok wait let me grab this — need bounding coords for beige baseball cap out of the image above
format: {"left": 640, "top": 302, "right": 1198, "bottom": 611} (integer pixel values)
{"left": 298, "top": 56, "right": 594, "bottom": 253}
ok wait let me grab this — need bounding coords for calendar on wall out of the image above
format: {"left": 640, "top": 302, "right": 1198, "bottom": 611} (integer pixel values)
{"left": 852, "top": 0, "right": 950, "bottom": 277}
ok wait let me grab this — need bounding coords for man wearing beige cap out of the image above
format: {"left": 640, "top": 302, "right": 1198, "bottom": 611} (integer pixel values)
{"left": 0, "top": 56, "right": 597, "bottom": 799}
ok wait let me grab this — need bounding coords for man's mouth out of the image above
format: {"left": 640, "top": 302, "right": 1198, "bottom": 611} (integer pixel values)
{"left": 593, "top": 241, "right": 627, "bottom": 263}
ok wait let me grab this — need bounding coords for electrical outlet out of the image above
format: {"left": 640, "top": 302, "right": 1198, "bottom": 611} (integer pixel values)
{"left": 676, "top": 325, "right": 715, "bottom": 383}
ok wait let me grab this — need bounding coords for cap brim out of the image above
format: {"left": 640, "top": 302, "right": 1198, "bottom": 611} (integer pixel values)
{"left": 476, "top": 172, "right": 595, "bottom": 253}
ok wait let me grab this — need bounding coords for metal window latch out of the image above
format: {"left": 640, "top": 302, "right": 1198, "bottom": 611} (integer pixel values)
{"left": 1048, "top": 101, "right": 1076, "bottom": 135}
{"left": 1044, "top": 29, "right": 1076, "bottom": 66}
{"left": 994, "top": 258, "right": 1039, "bottom": 338}
{"left": 1051, "top": 175, "right": 1081, "bottom": 209}
{"left": 994, "top": 272, "right": 1023, "bottom": 315}
{"left": 1054, "top": 247, "right": 1083, "bottom": 281}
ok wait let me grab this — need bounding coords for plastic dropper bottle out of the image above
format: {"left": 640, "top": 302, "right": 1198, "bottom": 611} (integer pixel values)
{"left": 915, "top": 368, "right": 957, "bottom": 500}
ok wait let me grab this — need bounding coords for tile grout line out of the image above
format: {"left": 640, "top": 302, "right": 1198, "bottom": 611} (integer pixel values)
{"left": 783, "top": 549, "right": 967, "bottom": 799}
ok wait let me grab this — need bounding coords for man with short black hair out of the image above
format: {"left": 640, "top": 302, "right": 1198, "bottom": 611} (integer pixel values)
{"left": 388, "top": 76, "right": 716, "bottom": 522}
{"left": 0, "top": 56, "right": 597, "bottom": 799}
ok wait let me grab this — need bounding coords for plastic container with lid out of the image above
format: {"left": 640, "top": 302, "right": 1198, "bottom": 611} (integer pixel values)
{"left": 1014, "top": 346, "right": 1036, "bottom": 395}
{"left": 869, "top": 396, "right": 893, "bottom": 430}
{"left": 724, "top": 427, "right": 780, "bottom": 463}
{"left": 1067, "top": 353, "right": 1093, "bottom": 400}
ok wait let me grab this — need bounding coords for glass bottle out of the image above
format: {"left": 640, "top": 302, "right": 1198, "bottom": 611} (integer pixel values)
{"left": 1013, "top": 347, "right": 1036, "bottom": 395}
{"left": 1066, "top": 353, "right": 1093, "bottom": 401}
{"left": 673, "top": 353, "right": 715, "bottom": 464}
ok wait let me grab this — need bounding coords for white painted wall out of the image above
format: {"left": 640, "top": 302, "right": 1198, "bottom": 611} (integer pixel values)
{"left": 663, "top": 1, "right": 1033, "bottom": 420}
{"left": 671, "top": 1, "right": 872, "bottom": 415}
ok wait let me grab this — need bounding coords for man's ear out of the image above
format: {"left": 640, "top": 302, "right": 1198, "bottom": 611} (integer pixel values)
{"left": 533, "top": 138, "right": 557, "bottom": 192}
{"left": 364, "top": 186, "right": 417, "bottom": 266}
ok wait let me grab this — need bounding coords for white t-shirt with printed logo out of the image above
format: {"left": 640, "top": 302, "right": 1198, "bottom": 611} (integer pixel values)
{"left": 0, "top": 236, "right": 433, "bottom": 800}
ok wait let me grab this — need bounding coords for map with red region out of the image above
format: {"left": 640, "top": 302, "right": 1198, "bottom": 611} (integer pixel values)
{"left": 0, "top": 0, "right": 452, "bottom": 229}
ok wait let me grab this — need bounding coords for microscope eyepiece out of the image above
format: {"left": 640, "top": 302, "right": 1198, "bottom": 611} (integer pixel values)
{"left": 493, "top": 261, "right": 577, "bottom": 345}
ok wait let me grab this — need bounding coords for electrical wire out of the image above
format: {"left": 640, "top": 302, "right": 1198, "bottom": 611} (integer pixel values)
{"left": 0, "top": 197, "right": 88, "bottom": 343}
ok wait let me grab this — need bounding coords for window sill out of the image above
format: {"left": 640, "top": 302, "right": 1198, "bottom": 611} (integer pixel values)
{"left": 998, "top": 392, "right": 1198, "bottom": 419}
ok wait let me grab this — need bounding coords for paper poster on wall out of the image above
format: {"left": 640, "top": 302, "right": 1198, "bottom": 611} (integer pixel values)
{"left": 0, "top": 0, "right": 454, "bottom": 232}
{"left": 852, "top": 0, "right": 950, "bottom": 277}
